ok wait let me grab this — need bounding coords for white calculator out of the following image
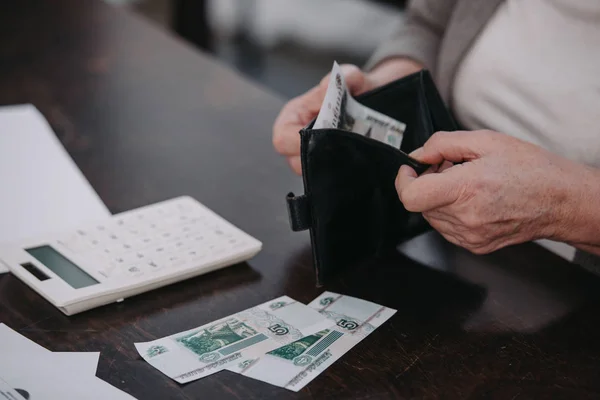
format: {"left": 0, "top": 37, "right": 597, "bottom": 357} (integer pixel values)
{"left": 0, "top": 196, "right": 262, "bottom": 316}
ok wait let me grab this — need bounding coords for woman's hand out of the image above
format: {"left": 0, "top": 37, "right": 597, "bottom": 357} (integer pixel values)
{"left": 272, "top": 58, "right": 423, "bottom": 175}
{"left": 395, "top": 130, "right": 600, "bottom": 255}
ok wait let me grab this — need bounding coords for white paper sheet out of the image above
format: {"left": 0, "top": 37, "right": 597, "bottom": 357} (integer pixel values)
{"left": 0, "top": 324, "right": 135, "bottom": 399}
{"left": 55, "top": 352, "right": 101, "bottom": 376}
{"left": 0, "top": 104, "right": 110, "bottom": 273}
{"left": 0, "top": 324, "right": 96, "bottom": 376}
{"left": 0, "top": 363, "right": 136, "bottom": 400}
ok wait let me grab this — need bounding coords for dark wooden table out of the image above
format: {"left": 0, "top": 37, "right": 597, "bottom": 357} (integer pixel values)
{"left": 1, "top": 1, "right": 600, "bottom": 399}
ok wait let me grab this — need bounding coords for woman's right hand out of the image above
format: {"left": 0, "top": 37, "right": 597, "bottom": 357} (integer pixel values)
{"left": 272, "top": 58, "right": 424, "bottom": 175}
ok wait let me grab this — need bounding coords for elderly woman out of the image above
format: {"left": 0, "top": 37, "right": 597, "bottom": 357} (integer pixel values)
{"left": 272, "top": 0, "right": 600, "bottom": 271}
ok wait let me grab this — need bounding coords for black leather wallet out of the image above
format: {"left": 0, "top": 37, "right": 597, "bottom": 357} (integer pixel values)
{"left": 286, "top": 70, "right": 458, "bottom": 285}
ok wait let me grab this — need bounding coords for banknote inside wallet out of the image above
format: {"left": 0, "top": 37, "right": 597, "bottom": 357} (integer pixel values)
{"left": 286, "top": 70, "right": 458, "bottom": 285}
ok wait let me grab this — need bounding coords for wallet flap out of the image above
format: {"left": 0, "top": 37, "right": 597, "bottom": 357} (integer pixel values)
{"left": 300, "top": 128, "right": 431, "bottom": 285}
{"left": 286, "top": 192, "right": 312, "bottom": 231}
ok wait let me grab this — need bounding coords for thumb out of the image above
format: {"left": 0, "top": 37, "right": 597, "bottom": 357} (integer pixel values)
{"left": 411, "top": 130, "right": 488, "bottom": 165}
{"left": 396, "top": 164, "right": 463, "bottom": 212}
{"left": 319, "top": 64, "right": 370, "bottom": 96}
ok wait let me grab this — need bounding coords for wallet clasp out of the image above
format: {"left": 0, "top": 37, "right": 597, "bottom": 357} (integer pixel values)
{"left": 286, "top": 192, "right": 311, "bottom": 231}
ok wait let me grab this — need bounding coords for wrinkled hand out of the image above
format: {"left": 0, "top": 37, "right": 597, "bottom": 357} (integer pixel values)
{"left": 272, "top": 59, "right": 424, "bottom": 175}
{"left": 395, "top": 130, "right": 584, "bottom": 254}
{"left": 272, "top": 64, "right": 377, "bottom": 175}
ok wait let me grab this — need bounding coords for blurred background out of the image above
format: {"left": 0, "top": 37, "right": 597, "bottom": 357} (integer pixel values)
{"left": 104, "top": 0, "right": 406, "bottom": 98}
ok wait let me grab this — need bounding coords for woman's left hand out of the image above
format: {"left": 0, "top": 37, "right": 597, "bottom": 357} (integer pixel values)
{"left": 395, "top": 130, "right": 593, "bottom": 254}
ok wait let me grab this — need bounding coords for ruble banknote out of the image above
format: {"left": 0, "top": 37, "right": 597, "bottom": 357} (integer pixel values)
{"left": 134, "top": 296, "right": 332, "bottom": 384}
{"left": 228, "top": 292, "right": 396, "bottom": 392}
{"left": 313, "top": 61, "right": 406, "bottom": 149}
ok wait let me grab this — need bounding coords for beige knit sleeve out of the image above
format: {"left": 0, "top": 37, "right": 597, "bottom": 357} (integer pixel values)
{"left": 364, "top": 0, "right": 459, "bottom": 74}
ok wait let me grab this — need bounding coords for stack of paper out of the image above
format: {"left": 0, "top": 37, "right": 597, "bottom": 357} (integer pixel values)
{"left": 135, "top": 292, "right": 396, "bottom": 392}
{"left": 0, "top": 324, "right": 136, "bottom": 399}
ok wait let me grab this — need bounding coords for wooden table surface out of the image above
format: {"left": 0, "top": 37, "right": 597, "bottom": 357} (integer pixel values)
{"left": 1, "top": 1, "right": 600, "bottom": 399}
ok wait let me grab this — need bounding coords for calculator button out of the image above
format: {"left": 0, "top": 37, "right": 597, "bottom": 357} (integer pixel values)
{"left": 114, "top": 253, "right": 144, "bottom": 269}
{"left": 165, "top": 255, "right": 186, "bottom": 268}
{"left": 96, "top": 267, "right": 112, "bottom": 279}
{"left": 187, "top": 249, "right": 201, "bottom": 257}
{"left": 121, "top": 242, "right": 135, "bottom": 251}
{"left": 125, "top": 265, "right": 143, "bottom": 277}
{"left": 137, "top": 236, "right": 154, "bottom": 247}
{"left": 160, "top": 231, "right": 173, "bottom": 240}
{"left": 146, "top": 260, "right": 163, "bottom": 271}
{"left": 127, "top": 227, "right": 142, "bottom": 236}
{"left": 173, "top": 240, "right": 187, "bottom": 249}
{"left": 89, "top": 249, "right": 111, "bottom": 262}
{"left": 107, "top": 232, "right": 121, "bottom": 241}
{"left": 99, "top": 262, "right": 120, "bottom": 279}
{"left": 102, "top": 243, "right": 126, "bottom": 257}
{"left": 151, "top": 246, "right": 167, "bottom": 258}
{"left": 146, "top": 222, "right": 161, "bottom": 230}
{"left": 112, "top": 256, "right": 127, "bottom": 266}
{"left": 178, "top": 213, "right": 189, "bottom": 221}
{"left": 187, "top": 249, "right": 207, "bottom": 263}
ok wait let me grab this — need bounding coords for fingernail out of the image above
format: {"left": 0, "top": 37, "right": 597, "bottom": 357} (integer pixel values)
{"left": 409, "top": 147, "right": 423, "bottom": 158}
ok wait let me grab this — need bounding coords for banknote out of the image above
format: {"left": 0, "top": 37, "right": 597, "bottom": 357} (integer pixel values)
{"left": 134, "top": 296, "right": 332, "bottom": 384}
{"left": 229, "top": 292, "right": 396, "bottom": 392}
{"left": 313, "top": 61, "right": 406, "bottom": 149}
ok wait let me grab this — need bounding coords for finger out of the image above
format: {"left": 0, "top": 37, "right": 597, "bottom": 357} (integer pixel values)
{"left": 410, "top": 130, "right": 491, "bottom": 165}
{"left": 395, "top": 164, "right": 417, "bottom": 190}
{"left": 340, "top": 64, "right": 370, "bottom": 95}
{"left": 419, "top": 164, "right": 439, "bottom": 176}
{"left": 272, "top": 121, "right": 301, "bottom": 156}
{"left": 274, "top": 64, "right": 369, "bottom": 157}
{"left": 396, "top": 167, "right": 463, "bottom": 212}
{"left": 273, "top": 122, "right": 301, "bottom": 157}
{"left": 319, "top": 64, "right": 370, "bottom": 95}
{"left": 419, "top": 159, "right": 454, "bottom": 176}
{"left": 438, "top": 160, "right": 454, "bottom": 173}
{"left": 288, "top": 156, "right": 302, "bottom": 176}
{"left": 272, "top": 86, "right": 324, "bottom": 156}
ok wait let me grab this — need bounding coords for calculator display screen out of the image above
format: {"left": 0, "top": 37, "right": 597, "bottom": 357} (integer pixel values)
{"left": 25, "top": 245, "right": 99, "bottom": 289}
